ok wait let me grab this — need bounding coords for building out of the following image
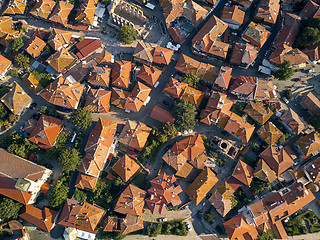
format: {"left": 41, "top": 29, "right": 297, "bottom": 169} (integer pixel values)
{"left": 301, "top": 0, "right": 320, "bottom": 18}
{"left": 28, "top": 114, "right": 63, "bottom": 149}
{"left": 255, "top": 0, "right": 280, "bottom": 25}
{"left": 124, "top": 81, "right": 151, "bottom": 112}
{"left": 19, "top": 206, "right": 57, "bottom": 232}
{"left": 136, "top": 65, "right": 162, "bottom": 87}
{"left": 0, "top": 54, "right": 12, "bottom": 78}
{"left": 84, "top": 88, "right": 111, "bottom": 113}
{"left": 76, "top": 38, "right": 101, "bottom": 60}
{"left": 46, "top": 47, "right": 75, "bottom": 73}
{"left": 112, "top": 155, "right": 140, "bottom": 182}
{"left": 145, "top": 173, "right": 182, "bottom": 214}
{"left": 114, "top": 184, "right": 146, "bottom": 216}
{"left": 224, "top": 213, "right": 259, "bottom": 239}
{"left": 1, "top": 81, "right": 32, "bottom": 115}
{"left": 280, "top": 108, "right": 307, "bottom": 134}
{"left": 227, "top": 160, "right": 254, "bottom": 191}
{"left": 41, "top": 76, "right": 84, "bottom": 109}
{"left": 4, "top": 0, "right": 27, "bottom": 15}
{"left": 185, "top": 167, "right": 218, "bottom": 205}
{"left": 208, "top": 182, "right": 234, "bottom": 217}
{"left": 214, "top": 66, "right": 232, "bottom": 90}
{"left": 254, "top": 159, "right": 277, "bottom": 183}
{"left": 163, "top": 78, "right": 188, "bottom": 99}
{"left": 87, "top": 66, "right": 111, "bottom": 88}
{"left": 75, "top": 0, "right": 97, "bottom": 26}
{"left": 181, "top": 86, "right": 204, "bottom": 108}
{"left": 220, "top": 5, "right": 245, "bottom": 29}
{"left": 305, "top": 157, "right": 320, "bottom": 183}
{"left": 192, "top": 15, "right": 229, "bottom": 60}
{"left": 230, "top": 42, "right": 258, "bottom": 68}
{"left": 110, "top": 87, "right": 129, "bottom": 109}
{"left": 48, "top": 28, "right": 72, "bottom": 51}
{"left": 150, "top": 105, "right": 175, "bottom": 123}
{"left": 111, "top": 60, "right": 131, "bottom": 89}
{"left": 24, "top": 35, "right": 46, "bottom": 58}
{"left": 59, "top": 199, "right": 105, "bottom": 240}
{"left": 0, "top": 149, "right": 52, "bottom": 205}
{"left": 49, "top": 1, "right": 73, "bottom": 27}
{"left": 29, "top": 0, "right": 56, "bottom": 19}
{"left": 242, "top": 22, "right": 271, "bottom": 48}
{"left": 23, "top": 73, "right": 44, "bottom": 95}
{"left": 301, "top": 92, "right": 320, "bottom": 115}
{"left": 94, "top": 50, "right": 114, "bottom": 66}
{"left": 297, "top": 132, "right": 320, "bottom": 157}
{"left": 0, "top": 17, "right": 19, "bottom": 46}
{"left": 103, "top": 214, "right": 144, "bottom": 235}
{"left": 75, "top": 172, "right": 98, "bottom": 190}
{"left": 257, "top": 122, "right": 283, "bottom": 145}
{"left": 244, "top": 102, "right": 273, "bottom": 125}
{"left": 260, "top": 146, "right": 296, "bottom": 176}
{"left": 117, "top": 120, "right": 151, "bottom": 152}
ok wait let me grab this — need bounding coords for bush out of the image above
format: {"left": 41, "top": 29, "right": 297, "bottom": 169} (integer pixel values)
{"left": 118, "top": 24, "right": 137, "bottom": 44}
{"left": 257, "top": 229, "right": 276, "bottom": 240}
{"left": 11, "top": 38, "right": 24, "bottom": 52}
{"left": 249, "top": 177, "right": 271, "bottom": 195}
{"left": 310, "top": 113, "right": 320, "bottom": 132}
{"left": 10, "top": 69, "right": 19, "bottom": 77}
{"left": 284, "top": 89, "right": 293, "bottom": 100}
{"left": 147, "top": 220, "right": 187, "bottom": 237}
{"left": 273, "top": 60, "right": 293, "bottom": 81}
{"left": 0, "top": 197, "right": 22, "bottom": 220}
{"left": 204, "top": 213, "right": 213, "bottom": 224}
{"left": 32, "top": 70, "right": 52, "bottom": 88}
{"left": 72, "top": 188, "right": 87, "bottom": 202}
{"left": 173, "top": 100, "right": 198, "bottom": 132}
{"left": 71, "top": 107, "right": 92, "bottom": 130}
{"left": 58, "top": 148, "right": 81, "bottom": 173}
{"left": 49, "top": 178, "right": 69, "bottom": 209}
{"left": 14, "top": 54, "right": 30, "bottom": 68}
{"left": 180, "top": 73, "right": 200, "bottom": 88}
{"left": 38, "top": 106, "right": 47, "bottom": 115}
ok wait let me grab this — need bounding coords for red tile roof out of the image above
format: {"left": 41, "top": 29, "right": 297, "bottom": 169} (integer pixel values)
{"left": 87, "top": 66, "right": 111, "bottom": 88}
{"left": 49, "top": 1, "right": 73, "bottom": 26}
{"left": 242, "top": 22, "right": 271, "bottom": 48}
{"left": 150, "top": 105, "right": 175, "bottom": 123}
{"left": 0, "top": 54, "right": 12, "bottom": 75}
{"left": 297, "top": 132, "right": 320, "bottom": 157}
{"left": 125, "top": 82, "right": 151, "bottom": 112}
{"left": 255, "top": 0, "right": 280, "bottom": 25}
{"left": 230, "top": 42, "right": 258, "bottom": 67}
{"left": 163, "top": 78, "right": 188, "bottom": 99}
{"left": 25, "top": 35, "right": 46, "bottom": 58}
{"left": 76, "top": 38, "right": 101, "bottom": 59}
{"left": 137, "top": 65, "right": 162, "bottom": 86}
{"left": 111, "top": 61, "right": 131, "bottom": 89}
{"left": 94, "top": 50, "right": 113, "bottom": 66}
{"left": 75, "top": 172, "right": 98, "bottom": 190}
{"left": 280, "top": 108, "right": 307, "bottom": 134}
{"left": 228, "top": 160, "right": 254, "bottom": 190}
{"left": 301, "top": 92, "right": 320, "bottom": 115}
{"left": 112, "top": 155, "right": 140, "bottom": 182}
{"left": 214, "top": 66, "right": 232, "bottom": 90}
{"left": 153, "top": 46, "right": 173, "bottom": 65}
{"left": 30, "top": 0, "right": 56, "bottom": 19}
{"left": 84, "top": 88, "right": 111, "bottom": 113}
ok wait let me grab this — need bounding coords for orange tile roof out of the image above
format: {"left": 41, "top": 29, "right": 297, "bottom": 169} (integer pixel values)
{"left": 28, "top": 114, "right": 62, "bottom": 149}
{"left": 25, "top": 35, "right": 46, "bottom": 58}
{"left": 260, "top": 145, "right": 295, "bottom": 175}
{"left": 185, "top": 167, "right": 218, "bottom": 205}
{"left": 254, "top": 159, "right": 277, "bottom": 183}
{"left": 280, "top": 108, "right": 307, "bottom": 134}
{"left": 230, "top": 76, "right": 257, "bottom": 99}
{"left": 19, "top": 206, "right": 57, "bottom": 232}
{"left": 46, "top": 47, "right": 75, "bottom": 73}
{"left": 48, "top": 28, "right": 72, "bottom": 51}
{"left": 22, "top": 73, "right": 44, "bottom": 94}
{"left": 297, "top": 132, "right": 320, "bottom": 157}
{"left": 59, "top": 199, "right": 105, "bottom": 233}
{"left": 242, "top": 22, "right": 271, "bottom": 48}
{"left": 94, "top": 50, "right": 114, "bottom": 66}
{"left": 4, "top": 0, "right": 27, "bottom": 15}
{"left": 145, "top": 173, "right": 182, "bottom": 214}
{"left": 214, "top": 66, "right": 232, "bottom": 90}
{"left": 111, "top": 60, "right": 131, "bottom": 89}
{"left": 163, "top": 78, "right": 188, "bottom": 99}
{"left": 125, "top": 82, "right": 151, "bottom": 112}
{"left": 208, "top": 182, "right": 234, "bottom": 217}
{"left": 269, "top": 48, "right": 309, "bottom": 66}
{"left": 1, "top": 81, "right": 32, "bottom": 115}
{"left": 221, "top": 5, "right": 245, "bottom": 26}
{"left": 118, "top": 120, "right": 151, "bottom": 151}
{"left": 103, "top": 215, "right": 144, "bottom": 235}
{"left": 150, "top": 105, "right": 175, "bottom": 123}
{"left": 84, "top": 88, "right": 111, "bottom": 113}
{"left": 180, "top": 86, "right": 204, "bottom": 108}
{"left": 30, "top": 0, "right": 56, "bottom": 19}
{"left": 111, "top": 87, "right": 129, "bottom": 109}
{"left": 306, "top": 157, "right": 320, "bottom": 182}
{"left": 114, "top": 184, "right": 146, "bottom": 216}
{"left": 75, "top": 0, "right": 97, "bottom": 25}
{"left": 301, "top": 92, "right": 320, "bottom": 115}
{"left": 76, "top": 37, "right": 101, "bottom": 60}
{"left": 49, "top": 1, "right": 73, "bottom": 26}
{"left": 87, "top": 66, "right": 111, "bottom": 88}
{"left": 40, "top": 76, "right": 84, "bottom": 109}
{"left": 301, "top": 0, "right": 320, "bottom": 18}
{"left": 244, "top": 102, "right": 273, "bottom": 125}
{"left": 75, "top": 172, "right": 98, "bottom": 190}
{"left": 0, "top": 17, "right": 19, "bottom": 46}
{"left": 137, "top": 65, "right": 162, "bottom": 86}
{"left": 0, "top": 54, "right": 12, "bottom": 75}
{"left": 133, "top": 41, "right": 155, "bottom": 64}
{"left": 78, "top": 118, "right": 117, "bottom": 177}
{"left": 231, "top": 160, "right": 254, "bottom": 187}
{"left": 256, "top": 0, "right": 280, "bottom": 25}
{"left": 257, "top": 122, "right": 282, "bottom": 145}
{"left": 230, "top": 42, "right": 258, "bottom": 67}
{"left": 153, "top": 46, "right": 173, "bottom": 65}
{"left": 112, "top": 155, "right": 140, "bottom": 182}
{"left": 248, "top": 199, "right": 269, "bottom": 226}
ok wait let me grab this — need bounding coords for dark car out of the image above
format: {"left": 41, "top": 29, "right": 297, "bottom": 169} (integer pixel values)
{"left": 294, "top": 78, "right": 303, "bottom": 82}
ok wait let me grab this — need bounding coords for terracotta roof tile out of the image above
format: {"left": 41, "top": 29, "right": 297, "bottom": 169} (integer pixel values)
{"left": 254, "top": 159, "right": 277, "bottom": 182}
{"left": 150, "top": 105, "right": 175, "bottom": 123}
{"left": 301, "top": 0, "right": 319, "bottom": 18}
{"left": 255, "top": 0, "right": 280, "bottom": 25}
{"left": 133, "top": 41, "right": 155, "bottom": 64}
{"left": 242, "top": 22, "right": 271, "bottom": 48}
{"left": 94, "top": 50, "right": 114, "bottom": 66}
{"left": 30, "top": 0, "right": 56, "bottom": 19}
{"left": 153, "top": 46, "right": 173, "bottom": 65}
{"left": 111, "top": 87, "right": 129, "bottom": 109}
{"left": 125, "top": 82, "right": 151, "bottom": 112}
{"left": 75, "top": 0, "right": 97, "bottom": 25}
{"left": 22, "top": 73, "right": 44, "bottom": 94}
{"left": 75, "top": 172, "right": 98, "bottom": 190}
{"left": 280, "top": 108, "right": 307, "bottom": 134}
{"left": 137, "top": 65, "right": 162, "bottom": 86}
{"left": 4, "top": 0, "right": 27, "bottom": 15}
{"left": 0, "top": 54, "right": 12, "bottom": 75}
{"left": 301, "top": 92, "right": 320, "bottom": 115}
{"left": 25, "top": 35, "right": 46, "bottom": 58}
{"left": 306, "top": 157, "right": 320, "bottom": 182}
{"left": 46, "top": 47, "right": 75, "bottom": 73}
{"left": 111, "top": 61, "right": 131, "bottom": 89}
{"left": 230, "top": 42, "right": 258, "bottom": 67}
{"left": 257, "top": 122, "right": 282, "bottom": 145}
{"left": 49, "top": 1, "right": 73, "bottom": 26}
{"left": 48, "top": 28, "right": 71, "bottom": 51}
{"left": 76, "top": 38, "right": 101, "bottom": 59}
{"left": 103, "top": 215, "right": 144, "bottom": 234}
{"left": 208, "top": 182, "right": 234, "bottom": 217}
{"left": 221, "top": 5, "right": 245, "bottom": 26}
{"left": 231, "top": 160, "right": 254, "bottom": 187}
{"left": 244, "top": 102, "right": 273, "bottom": 125}
{"left": 87, "top": 66, "right": 111, "bottom": 88}
{"left": 163, "top": 78, "right": 188, "bottom": 99}
{"left": 112, "top": 155, "right": 140, "bottom": 182}
{"left": 84, "top": 88, "right": 111, "bottom": 113}
{"left": 297, "top": 132, "right": 320, "bottom": 157}
{"left": 0, "top": 17, "right": 19, "bottom": 46}
{"left": 180, "top": 86, "right": 204, "bottom": 108}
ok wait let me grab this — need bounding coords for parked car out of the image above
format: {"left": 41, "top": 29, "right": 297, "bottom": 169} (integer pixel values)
{"left": 157, "top": 218, "right": 167, "bottom": 222}
{"left": 180, "top": 205, "right": 189, "bottom": 210}
{"left": 293, "top": 78, "right": 302, "bottom": 82}
{"left": 308, "top": 69, "right": 315, "bottom": 73}
{"left": 184, "top": 222, "right": 192, "bottom": 231}
{"left": 282, "top": 97, "right": 289, "bottom": 104}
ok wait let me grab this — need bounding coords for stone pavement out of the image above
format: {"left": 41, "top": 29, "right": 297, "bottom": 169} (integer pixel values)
{"left": 142, "top": 208, "right": 192, "bottom": 223}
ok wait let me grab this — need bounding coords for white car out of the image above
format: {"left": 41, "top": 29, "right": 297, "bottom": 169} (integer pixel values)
{"left": 157, "top": 218, "right": 167, "bottom": 222}
{"left": 282, "top": 97, "right": 289, "bottom": 104}
{"left": 184, "top": 222, "right": 192, "bottom": 231}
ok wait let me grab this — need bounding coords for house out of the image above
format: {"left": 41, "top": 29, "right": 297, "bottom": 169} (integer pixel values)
{"left": 1, "top": 81, "right": 32, "bottom": 115}
{"left": 280, "top": 108, "right": 307, "bottom": 134}
{"left": 84, "top": 88, "right": 111, "bottom": 113}
{"left": 301, "top": 92, "right": 320, "bottom": 115}
{"left": 41, "top": 76, "right": 84, "bottom": 109}
{"left": 104, "top": 215, "right": 144, "bottom": 235}
{"left": 232, "top": 0, "right": 253, "bottom": 9}
{"left": 0, "top": 149, "right": 52, "bottom": 205}
{"left": 0, "top": 54, "right": 12, "bottom": 78}
{"left": 112, "top": 155, "right": 140, "bottom": 182}
{"left": 110, "top": 87, "right": 129, "bottom": 109}
{"left": 260, "top": 145, "right": 296, "bottom": 176}
{"left": 220, "top": 5, "right": 245, "bottom": 29}
{"left": 153, "top": 45, "right": 174, "bottom": 65}
{"left": 254, "top": 159, "right": 277, "bottom": 183}
{"left": 257, "top": 122, "right": 282, "bottom": 145}
{"left": 33, "top": 28, "right": 48, "bottom": 40}
{"left": 46, "top": 47, "right": 75, "bottom": 73}
{"left": 28, "top": 114, "right": 63, "bottom": 149}
{"left": 75, "top": 172, "right": 98, "bottom": 190}
{"left": 19, "top": 206, "right": 57, "bottom": 232}
{"left": 124, "top": 81, "right": 151, "bottom": 112}
{"left": 49, "top": 1, "right": 73, "bottom": 27}
{"left": 75, "top": 0, "right": 97, "bottom": 26}
{"left": 163, "top": 78, "right": 188, "bottom": 99}
{"left": 227, "top": 160, "right": 254, "bottom": 191}
{"left": 70, "top": 64, "right": 90, "bottom": 82}
{"left": 303, "top": 41, "right": 320, "bottom": 63}
{"left": 114, "top": 184, "right": 146, "bottom": 216}
{"left": 305, "top": 157, "right": 320, "bottom": 183}
{"left": 185, "top": 167, "right": 218, "bottom": 205}
{"left": 181, "top": 86, "right": 204, "bottom": 108}
{"left": 242, "top": 22, "right": 271, "bottom": 48}
{"left": 29, "top": 0, "right": 56, "bottom": 19}
{"left": 78, "top": 118, "right": 117, "bottom": 178}
{"left": 208, "top": 182, "right": 234, "bottom": 217}
{"left": 244, "top": 102, "right": 273, "bottom": 125}
{"left": 87, "top": 66, "right": 111, "bottom": 88}
{"left": 117, "top": 120, "right": 151, "bottom": 152}
{"left": 23, "top": 119, "right": 37, "bottom": 135}
{"left": 48, "top": 28, "right": 72, "bottom": 51}
{"left": 150, "top": 105, "right": 175, "bottom": 123}
{"left": 214, "top": 66, "right": 233, "bottom": 90}
{"left": 255, "top": 0, "right": 280, "bottom": 25}
{"left": 4, "top": 0, "right": 27, "bottom": 15}
{"left": 145, "top": 173, "right": 182, "bottom": 214}
{"left": 301, "top": 0, "right": 320, "bottom": 18}
{"left": 269, "top": 48, "right": 309, "bottom": 68}
{"left": 297, "top": 132, "right": 320, "bottom": 157}
{"left": 59, "top": 199, "right": 105, "bottom": 239}
{"left": 192, "top": 15, "right": 229, "bottom": 60}
{"left": 94, "top": 50, "right": 114, "bottom": 66}
{"left": 76, "top": 38, "right": 101, "bottom": 60}
{"left": 162, "top": 134, "right": 208, "bottom": 178}
{"left": 111, "top": 60, "right": 131, "bottom": 89}
{"left": 230, "top": 42, "right": 258, "bottom": 68}
{"left": 0, "top": 17, "right": 19, "bottom": 46}
{"left": 25, "top": 35, "right": 46, "bottom": 58}
{"left": 136, "top": 65, "right": 162, "bottom": 87}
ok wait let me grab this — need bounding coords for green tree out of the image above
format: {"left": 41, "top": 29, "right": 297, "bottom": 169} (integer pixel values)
{"left": 72, "top": 188, "right": 87, "bottom": 202}
{"left": 7, "top": 143, "right": 28, "bottom": 158}
{"left": 180, "top": 73, "right": 200, "bottom": 88}
{"left": 310, "top": 113, "right": 320, "bottom": 132}
{"left": 38, "top": 106, "right": 47, "bottom": 115}
{"left": 10, "top": 69, "right": 19, "bottom": 77}
{"left": 160, "top": 122, "right": 178, "bottom": 139}
{"left": 273, "top": 60, "right": 293, "bottom": 81}
{"left": 0, "top": 197, "right": 22, "bottom": 220}
{"left": 58, "top": 148, "right": 81, "bottom": 172}
{"left": 14, "top": 54, "right": 30, "bottom": 68}
{"left": 296, "top": 27, "right": 320, "bottom": 47}
{"left": 257, "top": 229, "right": 276, "bottom": 240}
{"left": 114, "top": 176, "right": 125, "bottom": 188}
{"left": 71, "top": 107, "right": 92, "bottom": 130}
{"left": 173, "top": 101, "right": 198, "bottom": 132}
{"left": 284, "top": 89, "right": 293, "bottom": 100}
{"left": 204, "top": 213, "right": 213, "bottom": 223}
{"left": 11, "top": 38, "right": 24, "bottom": 52}
{"left": 78, "top": 36, "right": 84, "bottom": 42}
{"left": 118, "top": 24, "right": 137, "bottom": 44}
{"left": 249, "top": 177, "right": 271, "bottom": 195}
{"left": 8, "top": 114, "right": 18, "bottom": 123}
{"left": 49, "top": 179, "right": 69, "bottom": 208}
{"left": 0, "top": 102, "right": 9, "bottom": 120}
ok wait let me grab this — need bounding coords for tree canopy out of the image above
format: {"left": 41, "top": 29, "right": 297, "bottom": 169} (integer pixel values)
{"left": 118, "top": 24, "right": 137, "bottom": 44}
{"left": 273, "top": 60, "right": 293, "bottom": 81}
{"left": 296, "top": 18, "right": 320, "bottom": 48}
{"left": 11, "top": 38, "right": 24, "bottom": 52}
{"left": 49, "top": 178, "right": 69, "bottom": 209}
{"left": 58, "top": 148, "right": 81, "bottom": 172}
{"left": 310, "top": 113, "right": 320, "bottom": 132}
{"left": 180, "top": 73, "right": 200, "bottom": 88}
{"left": 257, "top": 229, "right": 276, "bottom": 240}
{"left": 14, "top": 54, "right": 30, "bottom": 68}
{"left": 173, "top": 100, "right": 198, "bottom": 132}
{"left": 160, "top": 122, "right": 178, "bottom": 139}
{"left": 284, "top": 89, "right": 293, "bottom": 100}
{"left": 71, "top": 107, "right": 92, "bottom": 130}
{"left": 72, "top": 188, "right": 87, "bottom": 202}
{"left": 0, "top": 197, "right": 22, "bottom": 220}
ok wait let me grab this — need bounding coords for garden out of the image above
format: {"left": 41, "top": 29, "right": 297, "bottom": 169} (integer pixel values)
{"left": 146, "top": 220, "right": 188, "bottom": 237}
{"left": 284, "top": 210, "right": 320, "bottom": 236}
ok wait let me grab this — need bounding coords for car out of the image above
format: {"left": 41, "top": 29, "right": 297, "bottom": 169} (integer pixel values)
{"left": 180, "top": 205, "right": 189, "bottom": 210}
{"left": 62, "top": 69, "right": 68, "bottom": 74}
{"left": 293, "top": 78, "right": 303, "bottom": 82}
{"left": 29, "top": 102, "right": 37, "bottom": 109}
{"left": 308, "top": 69, "right": 315, "bottom": 73}
{"left": 178, "top": 48, "right": 182, "bottom": 54}
{"left": 184, "top": 222, "right": 192, "bottom": 231}
{"left": 157, "top": 218, "right": 167, "bottom": 222}
{"left": 282, "top": 97, "right": 289, "bottom": 104}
